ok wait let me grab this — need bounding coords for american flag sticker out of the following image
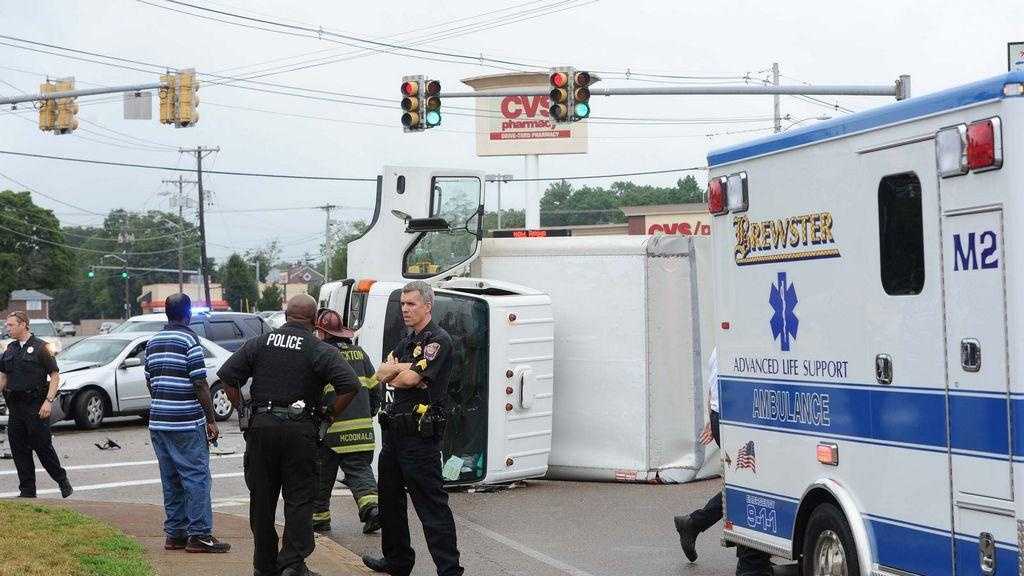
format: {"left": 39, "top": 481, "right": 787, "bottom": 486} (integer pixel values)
{"left": 698, "top": 422, "right": 714, "bottom": 446}
{"left": 736, "top": 441, "right": 757, "bottom": 473}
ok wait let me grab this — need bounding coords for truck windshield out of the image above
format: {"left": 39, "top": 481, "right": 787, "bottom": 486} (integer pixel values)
{"left": 384, "top": 289, "right": 489, "bottom": 484}
{"left": 404, "top": 176, "right": 481, "bottom": 278}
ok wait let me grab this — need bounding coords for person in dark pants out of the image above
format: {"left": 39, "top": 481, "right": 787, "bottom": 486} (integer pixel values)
{"left": 0, "top": 311, "right": 72, "bottom": 499}
{"left": 219, "top": 295, "right": 360, "bottom": 576}
{"left": 675, "top": 348, "right": 771, "bottom": 576}
{"left": 312, "top": 308, "right": 381, "bottom": 535}
{"left": 362, "top": 281, "right": 464, "bottom": 576}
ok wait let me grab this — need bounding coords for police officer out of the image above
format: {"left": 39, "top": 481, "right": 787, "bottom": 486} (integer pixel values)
{"left": 0, "top": 311, "right": 72, "bottom": 499}
{"left": 312, "top": 308, "right": 381, "bottom": 535}
{"left": 363, "top": 281, "right": 464, "bottom": 576}
{"left": 218, "top": 295, "right": 360, "bottom": 576}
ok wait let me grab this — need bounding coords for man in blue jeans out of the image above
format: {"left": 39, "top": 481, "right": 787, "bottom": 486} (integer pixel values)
{"left": 145, "top": 293, "right": 231, "bottom": 553}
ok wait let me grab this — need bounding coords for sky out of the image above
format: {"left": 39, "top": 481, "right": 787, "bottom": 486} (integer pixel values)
{"left": 1, "top": 0, "right": 1022, "bottom": 264}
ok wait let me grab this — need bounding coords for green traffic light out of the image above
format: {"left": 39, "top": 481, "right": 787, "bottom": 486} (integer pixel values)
{"left": 87, "top": 271, "right": 95, "bottom": 278}
{"left": 574, "top": 102, "right": 590, "bottom": 119}
{"left": 425, "top": 110, "right": 441, "bottom": 127}
{"left": 121, "top": 271, "right": 129, "bottom": 279}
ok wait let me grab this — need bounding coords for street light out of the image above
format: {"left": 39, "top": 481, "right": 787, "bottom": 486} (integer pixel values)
{"left": 103, "top": 254, "right": 130, "bottom": 320}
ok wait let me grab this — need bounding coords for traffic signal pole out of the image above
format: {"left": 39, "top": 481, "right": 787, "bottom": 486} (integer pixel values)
{"left": 434, "top": 76, "right": 911, "bottom": 100}
{"left": 0, "top": 82, "right": 165, "bottom": 106}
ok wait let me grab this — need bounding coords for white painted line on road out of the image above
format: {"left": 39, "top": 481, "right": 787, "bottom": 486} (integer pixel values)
{"left": 456, "top": 515, "right": 600, "bottom": 576}
{"left": 0, "top": 452, "right": 244, "bottom": 476}
{"left": 210, "top": 488, "right": 353, "bottom": 510}
{"left": 0, "top": 471, "right": 245, "bottom": 498}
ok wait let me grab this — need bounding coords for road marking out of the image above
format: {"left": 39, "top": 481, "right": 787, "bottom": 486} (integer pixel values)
{"left": 211, "top": 488, "right": 353, "bottom": 509}
{"left": 455, "top": 515, "right": 600, "bottom": 576}
{"left": 0, "top": 471, "right": 245, "bottom": 498}
{"left": 0, "top": 452, "right": 244, "bottom": 476}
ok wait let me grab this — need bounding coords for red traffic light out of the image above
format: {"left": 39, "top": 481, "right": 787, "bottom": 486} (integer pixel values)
{"left": 426, "top": 80, "right": 441, "bottom": 96}
{"left": 550, "top": 72, "right": 568, "bottom": 88}
{"left": 401, "top": 81, "right": 419, "bottom": 96}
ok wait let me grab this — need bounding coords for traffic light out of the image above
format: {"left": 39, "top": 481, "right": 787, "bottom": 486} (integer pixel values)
{"left": 573, "top": 70, "right": 592, "bottom": 120}
{"left": 424, "top": 79, "right": 441, "bottom": 128}
{"left": 175, "top": 69, "right": 199, "bottom": 127}
{"left": 548, "top": 68, "right": 572, "bottom": 123}
{"left": 53, "top": 78, "right": 78, "bottom": 135}
{"left": 401, "top": 75, "right": 424, "bottom": 131}
{"left": 159, "top": 73, "right": 175, "bottom": 125}
{"left": 38, "top": 82, "right": 57, "bottom": 132}
{"left": 121, "top": 270, "right": 129, "bottom": 279}
{"left": 87, "top": 269, "right": 95, "bottom": 278}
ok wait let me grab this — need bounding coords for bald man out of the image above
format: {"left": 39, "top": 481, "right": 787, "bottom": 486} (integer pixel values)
{"left": 219, "top": 295, "right": 360, "bottom": 576}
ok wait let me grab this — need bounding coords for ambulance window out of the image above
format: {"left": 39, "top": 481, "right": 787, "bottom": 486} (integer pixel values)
{"left": 878, "top": 173, "right": 925, "bottom": 295}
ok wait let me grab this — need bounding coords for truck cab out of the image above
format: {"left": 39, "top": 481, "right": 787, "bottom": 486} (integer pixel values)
{"left": 322, "top": 166, "right": 554, "bottom": 486}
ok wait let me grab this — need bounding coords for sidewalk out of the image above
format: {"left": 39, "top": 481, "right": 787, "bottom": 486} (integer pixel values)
{"left": 39, "top": 499, "right": 372, "bottom": 576}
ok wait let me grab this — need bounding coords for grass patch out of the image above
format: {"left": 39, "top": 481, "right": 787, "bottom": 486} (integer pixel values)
{"left": 0, "top": 502, "right": 152, "bottom": 576}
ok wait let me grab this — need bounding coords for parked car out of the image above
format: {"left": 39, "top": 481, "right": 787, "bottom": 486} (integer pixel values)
{"left": 56, "top": 321, "right": 77, "bottom": 336}
{"left": 1, "top": 319, "right": 63, "bottom": 355}
{"left": 99, "top": 321, "right": 120, "bottom": 334}
{"left": 112, "top": 311, "right": 272, "bottom": 351}
{"left": 52, "top": 332, "right": 236, "bottom": 429}
{"left": 260, "top": 310, "right": 286, "bottom": 329}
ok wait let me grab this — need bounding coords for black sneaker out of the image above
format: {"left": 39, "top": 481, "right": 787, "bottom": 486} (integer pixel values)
{"left": 674, "top": 515, "right": 699, "bottom": 562}
{"left": 59, "top": 479, "right": 73, "bottom": 499}
{"left": 362, "top": 506, "right": 381, "bottom": 534}
{"left": 17, "top": 492, "right": 36, "bottom": 498}
{"left": 185, "top": 535, "right": 231, "bottom": 553}
{"left": 361, "top": 554, "right": 389, "bottom": 573}
{"left": 165, "top": 535, "right": 188, "bottom": 550}
{"left": 280, "top": 565, "right": 320, "bottom": 576}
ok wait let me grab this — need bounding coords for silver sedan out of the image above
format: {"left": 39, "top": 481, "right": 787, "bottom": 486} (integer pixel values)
{"left": 50, "top": 332, "right": 236, "bottom": 429}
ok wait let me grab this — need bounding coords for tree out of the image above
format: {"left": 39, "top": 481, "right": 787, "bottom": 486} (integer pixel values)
{"left": 49, "top": 208, "right": 201, "bottom": 321}
{"left": 327, "top": 220, "right": 369, "bottom": 280}
{"left": 537, "top": 175, "right": 706, "bottom": 227}
{"left": 244, "top": 240, "right": 281, "bottom": 283}
{"left": 483, "top": 208, "right": 525, "bottom": 231}
{"left": 257, "top": 284, "right": 283, "bottom": 311}
{"left": 0, "top": 190, "right": 74, "bottom": 308}
{"left": 220, "top": 254, "right": 259, "bottom": 312}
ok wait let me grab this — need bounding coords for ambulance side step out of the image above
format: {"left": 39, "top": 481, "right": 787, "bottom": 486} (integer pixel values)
{"left": 721, "top": 530, "right": 792, "bottom": 559}
{"left": 872, "top": 565, "right": 921, "bottom": 576}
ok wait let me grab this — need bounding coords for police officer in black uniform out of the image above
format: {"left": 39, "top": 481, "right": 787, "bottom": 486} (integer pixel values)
{"left": 218, "top": 295, "right": 360, "bottom": 576}
{"left": 363, "top": 281, "right": 464, "bottom": 576}
{"left": 0, "top": 311, "right": 72, "bottom": 499}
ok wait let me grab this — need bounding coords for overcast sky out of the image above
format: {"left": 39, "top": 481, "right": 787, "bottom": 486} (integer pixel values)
{"left": 1, "top": 0, "right": 1022, "bottom": 263}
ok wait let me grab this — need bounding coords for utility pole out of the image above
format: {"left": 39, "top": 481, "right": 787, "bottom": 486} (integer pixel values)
{"left": 161, "top": 175, "right": 198, "bottom": 293}
{"left": 320, "top": 204, "right": 337, "bottom": 282}
{"left": 117, "top": 219, "right": 134, "bottom": 319}
{"left": 485, "top": 174, "right": 513, "bottom": 229}
{"left": 180, "top": 146, "right": 219, "bottom": 309}
{"left": 772, "top": 62, "right": 782, "bottom": 133}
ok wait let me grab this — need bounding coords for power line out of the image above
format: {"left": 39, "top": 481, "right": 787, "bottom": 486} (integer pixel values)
{"left": 515, "top": 166, "right": 707, "bottom": 182}
{"left": 0, "top": 220, "right": 202, "bottom": 255}
{"left": 0, "top": 149, "right": 378, "bottom": 181}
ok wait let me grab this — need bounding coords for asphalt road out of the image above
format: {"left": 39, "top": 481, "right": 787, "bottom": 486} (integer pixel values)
{"left": 0, "top": 417, "right": 760, "bottom": 576}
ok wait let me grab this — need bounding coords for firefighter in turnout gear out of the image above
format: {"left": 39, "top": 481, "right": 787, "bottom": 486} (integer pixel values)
{"left": 312, "top": 308, "right": 382, "bottom": 534}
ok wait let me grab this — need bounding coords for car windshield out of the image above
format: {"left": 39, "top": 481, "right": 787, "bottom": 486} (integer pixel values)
{"left": 112, "top": 320, "right": 167, "bottom": 333}
{"left": 58, "top": 339, "right": 130, "bottom": 366}
{"left": 30, "top": 322, "right": 57, "bottom": 337}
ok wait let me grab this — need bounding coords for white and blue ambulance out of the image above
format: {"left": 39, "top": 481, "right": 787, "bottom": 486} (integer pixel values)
{"left": 708, "top": 71, "right": 1024, "bottom": 575}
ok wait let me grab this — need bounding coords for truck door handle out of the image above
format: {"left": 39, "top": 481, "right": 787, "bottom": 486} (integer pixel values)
{"left": 875, "top": 354, "right": 892, "bottom": 385}
{"left": 961, "top": 338, "right": 981, "bottom": 373}
{"left": 979, "top": 532, "right": 996, "bottom": 575}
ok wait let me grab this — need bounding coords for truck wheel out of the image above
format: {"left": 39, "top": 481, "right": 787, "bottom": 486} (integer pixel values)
{"left": 211, "top": 383, "right": 234, "bottom": 422}
{"left": 801, "top": 503, "right": 860, "bottom": 576}
{"left": 74, "top": 389, "right": 106, "bottom": 429}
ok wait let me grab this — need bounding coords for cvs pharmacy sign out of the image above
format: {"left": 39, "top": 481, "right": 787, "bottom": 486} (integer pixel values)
{"left": 648, "top": 221, "right": 711, "bottom": 236}
{"left": 492, "top": 95, "right": 568, "bottom": 141}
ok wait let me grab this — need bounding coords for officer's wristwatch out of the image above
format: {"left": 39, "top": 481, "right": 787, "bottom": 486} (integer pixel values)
{"left": 45, "top": 396, "right": 55, "bottom": 403}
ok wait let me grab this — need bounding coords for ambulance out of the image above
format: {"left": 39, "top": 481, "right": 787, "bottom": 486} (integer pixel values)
{"left": 710, "top": 71, "right": 1024, "bottom": 575}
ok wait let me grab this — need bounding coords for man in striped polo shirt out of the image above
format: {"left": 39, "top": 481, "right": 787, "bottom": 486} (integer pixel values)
{"left": 145, "top": 293, "right": 231, "bottom": 554}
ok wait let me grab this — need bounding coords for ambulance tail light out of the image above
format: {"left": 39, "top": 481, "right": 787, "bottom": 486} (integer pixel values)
{"left": 707, "top": 177, "right": 728, "bottom": 215}
{"left": 936, "top": 124, "right": 968, "bottom": 177}
{"left": 726, "top": 172, "right": 748, "bottom": 213}
{"left": 355, "top": 279, "right": 377, "bottom": 293}
{"left": 966, "top": 117, "right": 1002, "bottom": 172}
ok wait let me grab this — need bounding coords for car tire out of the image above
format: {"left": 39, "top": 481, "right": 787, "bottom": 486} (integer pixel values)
{"left": 211, "top": 383, "right": 234, "bottom": 422}
{"left": 801, "top": 503, "right": 860, "bottom": 576}
{"left": 74, "top": 389, "right": 106, "bottom": 430}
